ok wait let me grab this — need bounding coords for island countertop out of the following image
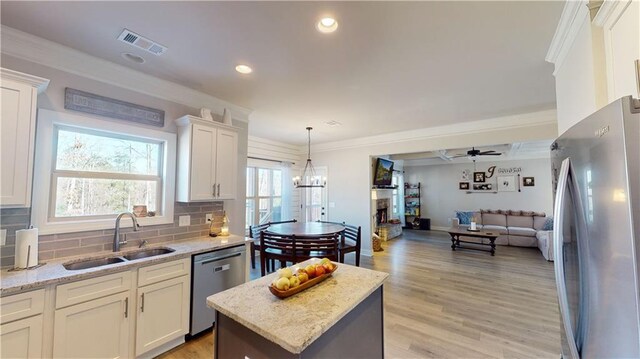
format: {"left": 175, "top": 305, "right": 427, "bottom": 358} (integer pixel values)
{"left": 207, "top": 259, "right": 389, "bottom": 354}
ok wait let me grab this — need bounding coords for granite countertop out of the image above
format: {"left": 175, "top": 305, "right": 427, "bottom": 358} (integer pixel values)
{"left": 207, "top": 259, "right": 389, "bottom": 354}
{"left": 0, "top": 235, "right": 249, "bottom": 296}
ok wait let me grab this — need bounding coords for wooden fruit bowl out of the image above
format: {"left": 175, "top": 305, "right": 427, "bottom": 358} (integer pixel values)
{"left": 268, "top": 265, "right": 338, "bottom": 299}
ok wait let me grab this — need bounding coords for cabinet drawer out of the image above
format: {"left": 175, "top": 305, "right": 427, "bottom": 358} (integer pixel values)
{"left": 0, "top": 289, "right": 45, "bottom": 324}
{"left": 138, "top": 258, "right": 190, "bottom": 287}
{"left": 56, "top": 271, "right": 132, "bottom": 309}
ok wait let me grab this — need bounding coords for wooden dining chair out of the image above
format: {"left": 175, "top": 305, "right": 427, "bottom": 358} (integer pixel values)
{"left": 259, "top": 232, "right": 296, "bottom": 277}
{"left": 316, "top": 220, "right": 361, "bottom": 266}
{"left": 295, "top": 234, "right": 340, "bottom": 263}
{"left": 249, "top": 222, "right": 270, "bottom": 269}
{"left": 249, "top": 219, "right": 298, "bottom": 270}
{"left": 339, "top": 224, "right": 362, "bottom": 266}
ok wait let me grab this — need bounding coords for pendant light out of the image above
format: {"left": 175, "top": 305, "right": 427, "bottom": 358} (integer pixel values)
{"left": 293, "top": 127, "right": 326, "bottom": 188}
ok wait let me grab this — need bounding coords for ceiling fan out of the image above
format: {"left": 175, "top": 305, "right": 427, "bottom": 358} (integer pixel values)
{"left": 452, "top": 147, "right": 503, "bottom": 158}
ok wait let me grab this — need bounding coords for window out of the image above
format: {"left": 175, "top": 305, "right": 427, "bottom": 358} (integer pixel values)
{"left": 32, "top": 109, "right": 176, "bottom": 234}
{"left": 246, "top": 167, "right": 282, "bottom": 229}
{"left": 392, "top": 174, "right": 401, "bottom": 217}
{"left": 52, "top": 128, "right": 163, "bottom": 219}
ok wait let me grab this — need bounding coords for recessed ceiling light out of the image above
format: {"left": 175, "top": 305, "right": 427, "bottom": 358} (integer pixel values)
{"left": 316, "top": 17, "right": 338, "bottom": 33}
{"left": 235, "top": 64, "right": 253, "bottom": 74}
{"left": 121, "top": 52, "right": 145, "bottom": 64}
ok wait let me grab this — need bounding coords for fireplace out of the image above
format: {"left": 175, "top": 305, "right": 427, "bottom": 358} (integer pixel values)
{"left": 375, "top": 198, "right": 390, "bottom": 225}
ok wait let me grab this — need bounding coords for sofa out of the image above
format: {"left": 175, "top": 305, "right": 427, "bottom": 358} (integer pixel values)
{"left": 452, "top": 209, "right": 554, "bottom": 261}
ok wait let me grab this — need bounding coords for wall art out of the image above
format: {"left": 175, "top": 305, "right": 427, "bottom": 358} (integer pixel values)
{"left": 497, "top": 175, "right": 516, "bottom": 192}
{"left": 65, "top": 88, "right": 165, "bottom": 127}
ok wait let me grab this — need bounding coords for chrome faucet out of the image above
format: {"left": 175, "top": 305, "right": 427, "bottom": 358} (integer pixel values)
{"left": 113, "top": 212, "right": 140, "bottom": 252}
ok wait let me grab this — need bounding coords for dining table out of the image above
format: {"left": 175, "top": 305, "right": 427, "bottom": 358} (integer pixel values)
{"left": 265, "top": 222, "right": 345, "bottom": 237}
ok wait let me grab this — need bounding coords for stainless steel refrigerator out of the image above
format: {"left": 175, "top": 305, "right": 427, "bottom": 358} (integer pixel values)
{"left": 551, "top": 96, "right": 640, "bottom": 358}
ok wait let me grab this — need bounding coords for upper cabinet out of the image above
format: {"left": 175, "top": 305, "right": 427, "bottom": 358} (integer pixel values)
{"left": 0, "top": 68, "right": 49, "bottom": 208}
{"left": 175, "top": 115, "right": 238, "bottom": 202}
{"left": 595, "top": 0, "right": 640, "bottom": 102}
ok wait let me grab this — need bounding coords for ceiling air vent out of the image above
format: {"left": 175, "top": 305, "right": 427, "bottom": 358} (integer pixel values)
{"left": 117, "top": 29, "right": 167, "bottom": 56}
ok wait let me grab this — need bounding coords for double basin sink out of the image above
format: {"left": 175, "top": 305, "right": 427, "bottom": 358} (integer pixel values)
{"left": 63, "top": 247, "right": 175, "bottom": 271}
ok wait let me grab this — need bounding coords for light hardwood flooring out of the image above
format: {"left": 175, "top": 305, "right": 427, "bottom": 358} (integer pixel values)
{"left": 158, "top": 230, "right": 560, "bottom": 358}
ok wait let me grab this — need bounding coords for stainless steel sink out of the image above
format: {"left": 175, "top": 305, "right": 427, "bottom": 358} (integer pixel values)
{"left": 123, "top": 247, "right": 175, "bottom": 260}
{"left": 63, "top": 257, "right": 125, "bottom": 270}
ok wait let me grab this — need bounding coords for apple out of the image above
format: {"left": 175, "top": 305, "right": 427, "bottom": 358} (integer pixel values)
{"left": 315, "top": 265, "right": 326, "bottom": 277}
{"left": 297, "top": 272, "right": 309, "bottom": 283}
{"left": 322, "top": 262, "right": 335, "bottom": 273}
{"left": 305, "top": 265, "right": 317, "bottom": 278}
{"left": 289, "top": 276, "right": 300, "bottom": 288}
{"left": 276, "top": 277, "right": 290, "bottom": 291}
{"left": 320, "top": 258, "right": 330, "bottom": 265}
{"left": 278, "top": 267, "right": 293, "bottom": 279}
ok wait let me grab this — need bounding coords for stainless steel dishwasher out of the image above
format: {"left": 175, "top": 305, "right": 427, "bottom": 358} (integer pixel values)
{"left": 190, "top": 245, "right": 246, "bottom": 336}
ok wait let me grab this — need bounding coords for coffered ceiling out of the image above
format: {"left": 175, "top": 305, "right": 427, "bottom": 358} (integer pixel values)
{"left": 1, "top": 1, "right": 563, "bottom": 144}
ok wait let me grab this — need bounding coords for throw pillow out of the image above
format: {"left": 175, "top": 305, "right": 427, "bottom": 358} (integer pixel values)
{"left": 456, "top": 211, "right": 474, "bottom": 225}
{"left": 543, "top": 217, "right": 554, "bottom": 231}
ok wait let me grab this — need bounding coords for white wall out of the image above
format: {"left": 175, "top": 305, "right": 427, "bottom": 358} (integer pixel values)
{"left": 404, "top": 158, "right": 553, "bottom": 229}
{"left": 311, "top": 111, "right": 558, "bottom": 256}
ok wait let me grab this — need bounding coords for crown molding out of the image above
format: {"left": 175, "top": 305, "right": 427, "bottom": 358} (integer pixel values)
{"left": 593, "top": 0, "right": 632, "bottom": 27}
{"left": 1, "top": 25, "right": 252, "bottom": 122}
{"left": 545, "top": 0, "right": 590, "bottom": 74}
{"left": 311, "top": 109, "right": 557, "bottom": 153}
{"left": 0, "top": 67, "right": 49, "bottom": 93}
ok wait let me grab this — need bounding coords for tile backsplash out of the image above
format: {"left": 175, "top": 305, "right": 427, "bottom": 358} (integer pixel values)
{"left": 0, "top": 202, "right": 224, "bottom": 268}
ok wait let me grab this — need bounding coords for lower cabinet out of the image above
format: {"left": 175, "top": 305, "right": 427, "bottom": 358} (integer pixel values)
{"left": 135, "top": 275, "right": 190, "bottom": 356}
{"left": 0, "top": 314, "right": 43, "bottom": 359}
{"left": 53, "top": 291, "right": 131, "bottom": 359}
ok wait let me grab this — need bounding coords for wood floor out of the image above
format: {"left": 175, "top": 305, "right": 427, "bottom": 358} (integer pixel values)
{"left": 158, "top": 230, "right": 561, "bottom": 358}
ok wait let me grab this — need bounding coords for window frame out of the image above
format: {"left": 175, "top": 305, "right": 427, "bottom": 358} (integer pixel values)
{"left": 31, "top": 109, "right": 176, "bottom": 234}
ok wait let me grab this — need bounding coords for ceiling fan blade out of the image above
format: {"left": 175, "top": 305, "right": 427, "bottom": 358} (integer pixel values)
{"left": 481, "top": 153, "right": 502, "bottom": 156}
{"left": 478, "top": 150, "right": 496, "bottom": 154}
{"left": 451, "top": 154, "right": 468, "bottom": 158}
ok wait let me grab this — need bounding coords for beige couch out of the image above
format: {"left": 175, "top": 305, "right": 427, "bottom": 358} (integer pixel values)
{"left": 452, "top": 209, "right": 554, "bottom": 261}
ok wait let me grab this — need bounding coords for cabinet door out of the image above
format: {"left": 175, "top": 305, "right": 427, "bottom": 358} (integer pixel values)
{"left": 135, "top": 275, "right": 189, "bottom": 356}
{"left": 0, "top": 315, "right": 43, "bottom": 359}
{"left": 603, "top": 0, "right": 640, "bottom": 101}
{"left": 53, "top": 291, "right": 130, "bottom": 359}
{"left": 1, "top": 79, "right": 36, "bottom": 207}
{"left": 215, "top": 129, "right": 238, "bottom": 199}
{"left": 190, "top": 123, "right": 217, "bottom": 201}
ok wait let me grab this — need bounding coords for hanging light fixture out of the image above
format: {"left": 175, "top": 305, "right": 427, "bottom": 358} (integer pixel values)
{"left": 293, "top": 127, "right": 326, "bottom": 188}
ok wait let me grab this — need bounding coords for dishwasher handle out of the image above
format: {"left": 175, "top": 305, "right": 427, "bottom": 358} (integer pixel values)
{"left": 198, "top": 252, "right": 242, "bottom": 265}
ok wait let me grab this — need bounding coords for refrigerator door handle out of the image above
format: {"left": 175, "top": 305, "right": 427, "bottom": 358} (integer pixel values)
{"left": 553, "top": 158, "right": 581, "bottom": 359}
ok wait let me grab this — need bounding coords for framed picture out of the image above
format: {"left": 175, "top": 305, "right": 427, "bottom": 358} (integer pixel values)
{"left": 498, "top": 175, "right": 516, "bottom": 192}
{"left": 523, "top": 177, "right": 535, "bottom": 187}
{"left": 474, "top": 172, "right": 485, "bottom": 183}
{"left": 459, "top": 182, "right": 469, "bottom": 190}
{"left": 473, "top": 183, "right": 493, "bottom": 191}
{"left": 461, "top": 169, "right": 470, "bottom": 181}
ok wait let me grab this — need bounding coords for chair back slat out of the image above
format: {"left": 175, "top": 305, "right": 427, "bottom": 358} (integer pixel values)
{"left": 261, "top": 232, "right": 295, "bottom": 251}
{"left": 249, "top": 223, "right": 270, "bottom": 239}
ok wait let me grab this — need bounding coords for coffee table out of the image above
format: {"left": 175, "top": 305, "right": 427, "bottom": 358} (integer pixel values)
{"left": 446, "top": 227, "right": 499, "bottom": 256}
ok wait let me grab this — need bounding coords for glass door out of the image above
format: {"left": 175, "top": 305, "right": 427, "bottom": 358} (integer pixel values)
{"left": 301, "top": 167, "right": 327, "bottom": 222}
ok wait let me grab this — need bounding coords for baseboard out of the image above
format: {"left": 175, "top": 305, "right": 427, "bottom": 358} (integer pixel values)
{"left": 137, "top": 336, "right": 185, "bottom": 359}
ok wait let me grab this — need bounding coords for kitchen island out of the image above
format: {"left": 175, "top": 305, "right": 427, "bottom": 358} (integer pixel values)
{"left": 207, "top": 260, "right": 388, "bottom": 358}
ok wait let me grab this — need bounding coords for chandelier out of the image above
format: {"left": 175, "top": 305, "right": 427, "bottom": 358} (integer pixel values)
{"left": 293, "top": 127, "right": 326, "bottom": 188}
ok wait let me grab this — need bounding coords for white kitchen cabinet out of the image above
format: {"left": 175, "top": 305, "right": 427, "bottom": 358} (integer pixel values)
{"left": 596, "top": 0, "right": 640, "bottom": 102}
{"left": 135, "top": 274, "right": 190, "bottom": 356}
{"left": 1, "top": 315, "right": 44, "bottom": 359}
{"left": 0, "top": 289, "right": 45, "bottom": 358}
{"left": 53, "top": 291, "right": 131, "bottom": 359}
{"left": 175, "top": 115, "right": 238, "bottom": 201}
{"left": 0, "top": 68, "right": 49, "bottom": 208}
